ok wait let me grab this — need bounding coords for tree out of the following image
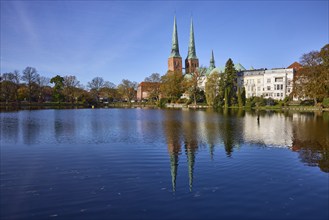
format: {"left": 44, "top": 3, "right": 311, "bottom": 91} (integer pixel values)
{"left": 293, "top": 44, "right": 329, "bottom": 105}
{"left": 144, "top": 73, "right": 161, "bottom": 83}
{"left": 205, "top": 72, "right": 220, "bottom": 107}
{"left": 99, "top": 81, "right": 118, "bottom": 102}
{"left": 214, "top": 59, "right": 237, "bottom": 108}
{"left": 0, "top": 73, "right": 17, "bottom": 103}
{"left": 37, "top": 76, "right": 50, "bottom": 102}
{"left": 237, "top": 87, "right": 243, "bottom": 108}
{"left": 160, "top": 71, "right": 184, "bottom": 103}
{"left": 117, "top": 79, "right": 138, "bottom": 102}
{"left": 63, "top": 75, "right": 80, "bottom": 103}
{"left": 22, "top": 67, "right": 39, "bottom": 103}
{"left": 143, "top": 73, "right": 161, "bottom": 102}
{"left": 183, "top": 66, "right": 206, "bottom": 105}
{"left": 50, "top": 75, "right": 64, "bottom": 102}
{"left": 87, "top": 77, "right": 105, "bottom": 102}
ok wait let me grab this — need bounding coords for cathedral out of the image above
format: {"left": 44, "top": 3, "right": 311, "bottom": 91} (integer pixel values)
{"left": 168, "top": 16, "right": 199, "bottom": 74}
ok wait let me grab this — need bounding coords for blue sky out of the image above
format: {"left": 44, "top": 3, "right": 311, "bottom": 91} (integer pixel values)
{"left": 1, "top": 0, "right": 328, "bottom": 86}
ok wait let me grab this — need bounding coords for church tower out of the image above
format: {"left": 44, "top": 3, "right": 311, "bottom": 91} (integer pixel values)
{"left": 185, "top": 18, "right": 199, "bottom": 74}
{"left": 209, "top": 50, "right": 216, "bottom": 69}
{"left": 168, "top": 16, "right": 182, "bottom": 73}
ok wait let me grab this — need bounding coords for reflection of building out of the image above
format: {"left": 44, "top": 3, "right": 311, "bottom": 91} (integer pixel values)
{"left": 242, "top": 112, "right": 293, "bottom": 147}
{"left": 163, "top": 110, "right": 198, "bottom": 191}
{"left": 163, "top": 109, "right": 329, "bottom": 190}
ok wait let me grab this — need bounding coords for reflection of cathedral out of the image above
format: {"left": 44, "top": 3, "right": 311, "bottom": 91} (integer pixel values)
{"left": 163, "top": 110, "right": 329, "bottom": 191}
{"left": 163, "top": 111, "right": 197, "bottom": 191}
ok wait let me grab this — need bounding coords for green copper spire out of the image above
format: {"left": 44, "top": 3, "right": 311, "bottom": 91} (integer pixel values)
{"left": 210, "top": 50, "right": 215, "bottom": 69}
{"left": 187, "top": 18, "right": 197, "bottom": 59}
{"left": 170, "top": 153, "right": 178, "bottom": 192}
{"left": 187, "top": 148, "right": 195, "bottom": 192}
{"left": 169, "top": 16, "right": 181, "bottom": 58}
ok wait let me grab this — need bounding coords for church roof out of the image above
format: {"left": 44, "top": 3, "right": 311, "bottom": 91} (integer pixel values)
{"left": 234, "top": 63, "right": 246, "bottom": 71}
{"left": 169, "top": 16, "right": 181, "bottom": 58}
{"left": 186, "top": 18, "right": 197, "bottom": 60}
{"left": 208, "top": 63, "right": 246, "bottom": 76}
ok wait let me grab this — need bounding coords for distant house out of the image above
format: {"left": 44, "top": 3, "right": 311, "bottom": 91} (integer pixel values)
{"left": 288, "top": 62, "right": 302, "bottom": 71}
{"left": 136, "top": 82, "right": 160, "bottom": 101}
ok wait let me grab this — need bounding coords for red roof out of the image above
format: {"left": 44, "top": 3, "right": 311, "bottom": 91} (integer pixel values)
{"left": 288, "top": 62, "right": 302, "bottom": 70}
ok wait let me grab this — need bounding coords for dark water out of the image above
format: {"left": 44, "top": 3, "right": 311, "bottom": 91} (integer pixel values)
{"left": 1, "top": 108, "right": 328, "bottom": 220}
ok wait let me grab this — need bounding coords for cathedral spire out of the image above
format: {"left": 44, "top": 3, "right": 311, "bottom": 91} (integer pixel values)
{"left": 187, "top": 17, "right": 197, "bottom": 59}
{"left": 169, "top": 16, "right": 181, "bottom": 58}
{"left": 210, "top": 50, "right": 215, "bottom": 69}
{"left": 170, "top": 153, "right": 178, "bottom": 192}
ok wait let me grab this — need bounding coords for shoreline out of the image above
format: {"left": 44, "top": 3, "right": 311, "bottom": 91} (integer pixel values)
{"left": 1, "top": 102, "right": 328, "bottom": 112}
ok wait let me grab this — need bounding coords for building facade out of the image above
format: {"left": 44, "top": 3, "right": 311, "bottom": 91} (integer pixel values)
{"left": 238, "top": 68, "right": 294, "bottom": 100}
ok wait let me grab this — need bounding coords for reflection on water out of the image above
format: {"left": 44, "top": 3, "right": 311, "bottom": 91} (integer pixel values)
{"left": 159, "top": 109, "right": 329, "bottom": 191}
{"left": 0, "top": 110, "right": 328, "bottom": 170}
{"left": 1, "top": 109, "right": 328, "bottom": 219}
{"left": 1, "top": 109, "right": 328, "bottom": 175}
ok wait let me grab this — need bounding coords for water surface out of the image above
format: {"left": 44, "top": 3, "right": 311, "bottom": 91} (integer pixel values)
{"left": 1, "top": 108, "right": 328, "bottom": 219}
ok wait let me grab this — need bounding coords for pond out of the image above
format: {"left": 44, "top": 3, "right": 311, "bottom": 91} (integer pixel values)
{"left": 1, "top": 108, "right": 328, "bottom": 220}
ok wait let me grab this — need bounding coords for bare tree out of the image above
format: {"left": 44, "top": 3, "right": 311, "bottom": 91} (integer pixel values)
{"left": 117, "top": 79, "right": 138, "bottom": 102}
{"left": 143, "top": 73, "right": 161, "bottom": 102}
{"left": 36, "top": 76, "right": 50, "bottom": 102}
{"left": 21, "top": 67, "right": 39, "bottom": 103}
{"left": 144, "top": 73, "right": 161, "bottom": 83}
{"left": 87, "top": 77, "right": 105, "bottom": 102}
{"left": 63, "top": 75, "right": 81, "bottom": 103}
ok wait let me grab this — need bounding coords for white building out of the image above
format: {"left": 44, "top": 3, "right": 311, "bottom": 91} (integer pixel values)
{"left": 240, "top": 68, "right": 294, "bottom": 100}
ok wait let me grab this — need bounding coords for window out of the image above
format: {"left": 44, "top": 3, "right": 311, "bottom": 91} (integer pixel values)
{"left": 267, "top": 78, "right": 271, "bottom": 83}
{"left": 257, "top": 79, "right": 261, "bottom": 83}
{"left": 277, "top": 93, "right": 280, "bottom": 97}
{"left": 257, "top": 87, "right": 260, "bottom": 91}
{"left": 281, "top": 93, "right": 283, "bottom": 97}
{"left": 275, "top": 77, "right": 283, "bottom": 82}
{"left": 267, "top": 86, "right": 271, "bottom": 91}
{"left": 280, "top": 84, "right": 283, "bottom": 90}
{"left": 288, "top": 88, "right": 290, "bottom": 93}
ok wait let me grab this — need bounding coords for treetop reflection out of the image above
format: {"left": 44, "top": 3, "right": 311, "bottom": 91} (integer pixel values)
{"left": 162, "top": 109, "right": 329, "bottom": 191}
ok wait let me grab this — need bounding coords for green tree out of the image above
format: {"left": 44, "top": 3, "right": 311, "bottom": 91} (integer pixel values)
{"left": 237, "top": 87, "right": 243, "bottom": 108}
{"left": 224, "top": 87, "right": 229, "bottom": 108}
{"left": 160, "top": 71, "right": 184, "bottom": 103}
{"left": 205, "top": 72, "right": 220, "bottom": 107}
{"left": 215, "top": 58, "right": 237, "bottom": 108}
{"left": 0, "top": 72, "right": 20, "bottom": 103}
{"left": 22, "top": 67, "right": 39, "bottom": 103}
{"left": 50, "top": 75, "right": 64, "bottom": 102}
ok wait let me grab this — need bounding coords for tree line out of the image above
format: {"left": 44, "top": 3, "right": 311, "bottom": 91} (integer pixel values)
{"left": 1, "top": 44, "right": 328, "bottom": 107}
{"left": 0, "top": 67, "right": 138, "bottom": 105}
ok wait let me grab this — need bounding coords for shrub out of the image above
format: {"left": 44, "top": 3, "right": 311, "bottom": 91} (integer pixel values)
{"left": 322, "top": 98, "right": 329, "bottom": 108}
